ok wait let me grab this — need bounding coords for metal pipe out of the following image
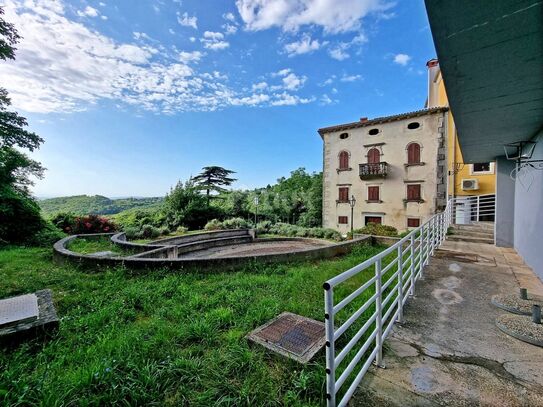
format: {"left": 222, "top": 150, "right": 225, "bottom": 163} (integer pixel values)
{"left": 375, "top": 258, "right": 383, "bottom": 367}
{"left": 397, "top": 244, "right": 404, "bottom": 323}
{"left": 324, "top": 285, "right": 335, "bottom": 406}
{"left": 410, "top": 233, "right": 415, "bottom": 296}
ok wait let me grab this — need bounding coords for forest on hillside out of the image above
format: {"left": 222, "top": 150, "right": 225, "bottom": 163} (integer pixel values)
{"left": 39, "top": 195, "right": 164, "bottom": 216}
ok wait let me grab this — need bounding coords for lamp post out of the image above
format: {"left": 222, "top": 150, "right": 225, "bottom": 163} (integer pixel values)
{"left": 349, "top": 195, "right": 356, "bottom": 234}
{"left": 254, "top": 196, "right": 259, "bottom": 228}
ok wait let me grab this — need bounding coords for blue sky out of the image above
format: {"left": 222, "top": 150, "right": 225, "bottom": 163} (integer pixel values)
{"left": 1, "top": 0, "right": 436, "bottom": 197}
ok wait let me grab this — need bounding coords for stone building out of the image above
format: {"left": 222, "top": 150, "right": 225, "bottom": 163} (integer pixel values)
{"left": 318, "top": 106, "right": 448, "bottom": 234}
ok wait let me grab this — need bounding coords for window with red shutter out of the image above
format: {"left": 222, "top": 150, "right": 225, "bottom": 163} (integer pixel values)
{"left": 339, "top": 151, "right": 349, "bottom": 169}
{"left": 367, "top": 186, "right": 380, "bottom": 202}
{"left": 338, "top": 216, "right": 348, "bottom": 224}
{"left": 407, "top": 143, "right": 421, "bottom": 164}
{"left": 367, "top": 148, "right": 380, "bottom": 164}
{"left": 365, "top": 216, "right": 382, "bottom": 225}
{"left": 406, "top": 184, "right": 421, "bottom": 201}
{"left": 338, "top": 187, "right": 349, "bottom": 202}
{"left": 407, "top": 218, "right": 420, "bottom": 227}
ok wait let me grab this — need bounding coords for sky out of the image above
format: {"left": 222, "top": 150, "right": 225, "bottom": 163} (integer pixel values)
{"left": 1, "top": 0, "right": 437, "bottom": 198}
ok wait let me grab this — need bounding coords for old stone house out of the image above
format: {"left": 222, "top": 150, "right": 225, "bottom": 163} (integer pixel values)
{"left": 318, "top": 107, "right": 448, "bottom": 234}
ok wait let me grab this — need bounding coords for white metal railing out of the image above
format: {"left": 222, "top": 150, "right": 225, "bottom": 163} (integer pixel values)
{"left": 323, "top": 200, "right": 453, "bottom": 407}
{"left": 450, "top": 193, "right": 495, "bottom": 224}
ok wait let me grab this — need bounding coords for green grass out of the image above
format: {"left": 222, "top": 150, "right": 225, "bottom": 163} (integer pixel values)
{"left": 0, "top": 243, "right": 391, "bottom": 406}
{"left": 67, "top": 237, "right": 123, "bottom": 255}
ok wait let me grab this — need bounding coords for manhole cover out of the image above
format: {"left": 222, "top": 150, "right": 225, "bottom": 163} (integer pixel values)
{"left": 0, "top": 294, "right": 39, "bottom": 328}
{"left": 247, "top": 312, "right": 325, "bottom": 363}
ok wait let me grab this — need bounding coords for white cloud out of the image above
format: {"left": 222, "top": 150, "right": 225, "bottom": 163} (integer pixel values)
{"left": 272, "top": 68, "right": 291, "bottom": 77}
{"left": 271, "top": 92, "right": 314, "bottom": 106}
{"left": 252, "top": 81, "right": 268, "bottom": 91}
{"left": 201, "top": 31, "right": 230, "bottom": 50}
{"left": 178, "top": 50, "right": 204, "bottom": 63}
{"left": 340, "top": 74, "right": 362, "bottom": 82}
{"left": 177, "top": 11, "right": 198, "bottom": 29}
{"left": 284, "top": 34, "right": 322, "bottom": 57}
{"left": 223, "top": 12, "right": 237, "bottom": 23}
{"left": 222, "top": 23, "right": 238, "bottom": 35}
{"left": 77, "top": 6, "right": 99, "bottom": 17}
{"left": 236, "top": 0, "right": 391, "bottom": 34}
{"left": 231, "top": 93, "right": 270, "bottom": 106}
{"left": 281, "top": 72, "right": 306, "bottom": 90}
{"left": 328, "top": 33, "right": 367, "bottom": 61}
{"left": 328, "top": 46, "right": 349, "bottom": 61}
{"left": 169, "top": 28, "right": 175, "bottom": 34}
{"left": 393, "top": 53, "right": 411, "bottom": 66}
{"left": 320, "top": 94, "right": 337, "bottom": 105}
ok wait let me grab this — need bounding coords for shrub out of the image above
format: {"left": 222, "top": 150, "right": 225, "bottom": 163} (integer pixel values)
{"left": 266, "top": 222, "right": 342, "bottom": 241}
{"left": 50, "top": 212, "right": 77, "bottom": 234}
{"left": 256, "top": 220, "right": 272, "bottom": 234}
{"left": 70, "top": 214, "right": 117, "bottom": 234}
{"left": 139, "top": 224, "right": 161, "bottom": 239}
{"left": 204, "top": 219, "right": 223, "bottom": 231}
{"left": 176, "top": 226, "right": 188, "bottom": 234}
{"left": 222, "top": 217, "right": 251, "bottom": 230}
{"left": 0, "top": 186, "right": 46, "bottom": 245}
{"left": 28, "top": 220, "right": 66, "bottom": 246}
{"left": 351, "top": 223, "right": 398, "bottom": 237}
{"left": 123, "top": 226, "right": 140, "bottom": 240}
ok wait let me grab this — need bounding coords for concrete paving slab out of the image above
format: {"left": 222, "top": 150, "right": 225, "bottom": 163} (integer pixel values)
{"left": 353, "top": 240, "right": 543, "bottom": 406}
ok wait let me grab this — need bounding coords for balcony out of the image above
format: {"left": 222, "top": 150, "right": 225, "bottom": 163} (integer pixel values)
{"left": 359, "top": 162, "right": 388, "bottom": 179}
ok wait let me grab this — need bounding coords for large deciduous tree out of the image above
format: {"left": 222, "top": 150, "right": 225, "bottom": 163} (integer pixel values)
{"left": 0, "top": 7, "right": 49, "bottom": 245}
{"left": 193, "top": 166, "right": 237, "bottom": 206}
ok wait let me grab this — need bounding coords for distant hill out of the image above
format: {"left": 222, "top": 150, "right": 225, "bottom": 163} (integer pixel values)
{"left": 39, "top": 195, "right": 164, "bottom": 217}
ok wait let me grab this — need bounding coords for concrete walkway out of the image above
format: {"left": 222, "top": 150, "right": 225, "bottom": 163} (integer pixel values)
{"left": 353, "top": 239, "right": 543, "bottom": 406}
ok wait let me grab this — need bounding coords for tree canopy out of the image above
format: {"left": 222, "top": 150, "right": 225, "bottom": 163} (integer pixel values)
{"left": 193, "top": 166, "right": 237, "bottom": 205}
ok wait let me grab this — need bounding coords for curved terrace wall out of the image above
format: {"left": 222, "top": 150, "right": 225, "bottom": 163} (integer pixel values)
{"left": 53, "top": 231, "right": 372, "bottom": 272}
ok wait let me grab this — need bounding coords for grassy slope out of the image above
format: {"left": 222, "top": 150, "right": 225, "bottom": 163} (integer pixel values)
{"left": 39, "top": 195, "right": 163, "bottom": 217}
{"left": 0, "top": 244, "right": 392, "bottom": 406}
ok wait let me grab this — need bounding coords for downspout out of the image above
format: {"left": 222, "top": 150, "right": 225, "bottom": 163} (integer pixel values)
{"left": 452, "top": 126, "right": 457, "bottom": 199}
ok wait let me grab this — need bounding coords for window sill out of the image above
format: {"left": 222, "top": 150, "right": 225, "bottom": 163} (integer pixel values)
{"left": 366, "top": 200, "right": 383, "bottom": 203}
{"left": 403, "top": 199, "right": 425, "bottom": 203}
{"left": 337, "top": 168, "right": 352, "bottom": 173}
{"left": 404, "top": 162, "right": 425, "bottom": 167}
{"left": 336, "top": 200, "right": 349, "bottom": 204}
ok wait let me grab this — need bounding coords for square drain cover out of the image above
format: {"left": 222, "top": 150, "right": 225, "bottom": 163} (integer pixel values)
{"left": 247, "top": 312, "right": 325, "bottom": 363}
{"left": 0, "top": 294, "right": 39, "bottom": 328}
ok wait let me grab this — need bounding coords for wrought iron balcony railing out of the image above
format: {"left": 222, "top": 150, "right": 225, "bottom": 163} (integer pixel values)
{"left": 359, "top": 162, "right": 388, "bottom": 179}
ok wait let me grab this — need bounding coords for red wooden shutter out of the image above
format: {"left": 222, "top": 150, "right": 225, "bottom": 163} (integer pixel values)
{"left": 367, "top": 148, "right": 380, "bottom": 164}
{"left": 407, "top": 218, "right": 420, "bottom": 227}
{"left": 339, "top": 151, "right": 349, "bottom": 169}
{"left": 407, "top": 144, "right": 420, "bottom": 164}
{"left": 407, "top": 184, "right": 421, "bottom": 200}
{"left": 338, "top": 187, "right": 349, "bottom": 202}
{"left": 368, "top": 186, "right": 379, "bottom": 201}
{"left": 365, "top": 216, "right": 382, "bottom": 225}
{"left": 338, "top": 216, "right": 348, "bottom": 224}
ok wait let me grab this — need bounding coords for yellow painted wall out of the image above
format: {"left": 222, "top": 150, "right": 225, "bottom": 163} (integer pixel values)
{"left": 434, "top": 70, "right": 496, "bottom": 196}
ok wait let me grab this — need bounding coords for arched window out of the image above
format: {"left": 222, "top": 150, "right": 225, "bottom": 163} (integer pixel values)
{"left": 407, "top": 143, "right": 421, "bottom": 164}
{"left": 367, "top": 148, "right": 381, "bottom": 164}
{"left": 339, "top": 151, "right": 349, "bottom": 169}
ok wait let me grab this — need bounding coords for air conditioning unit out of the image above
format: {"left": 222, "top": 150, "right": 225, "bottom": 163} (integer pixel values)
{"left": 461, "top": 179, "right": 479, "bottom": 191}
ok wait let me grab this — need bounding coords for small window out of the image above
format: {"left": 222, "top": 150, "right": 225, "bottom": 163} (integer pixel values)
{"left": 339, "top": 151, "right": 349, "bottom": 170}
{"left": 367, "top": 186, "right": 380, "bottom": 202}
{"left": 406, "top": 184, "right": 421, "bottom": 201}
{"left": 339, "top": 132, "right": 349, "bottom": 139}
{"left": 473, "top": 163, "right": 490, "bottom": 172}
{"left": 338, "top": 216, "right": 348, "bottom": 224}
{"left": 368, "top": 128, "right": 380, "bottom": 136}
{"left": 407, "top": 143, "right": 421, "bottom": 164}
{"left": 407, "top": 218, "right": 420, "bottom": 228}
{"left": 338, "top": 187, "right": 349, "bottom": 202}
{"left": 365, "top": 216, "right": 382, "bottom": 225}
{"left": 407, "top": 122, "right": 420, "bottom": 130}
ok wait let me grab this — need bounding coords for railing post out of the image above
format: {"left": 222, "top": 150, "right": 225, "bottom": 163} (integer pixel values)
{"left": 476, "top": 196, "right": 480, "bottom": 222}
{"left": 425, "top": 220, "right": 430, "bottom": 265}
{"left": 397, "top": 244, "right": 404, "bottom": 323}
{"left": 375, "top": 258, "right": 384, "bottom": 367}
{"left": 419, "top": 224, "right": 425, "bottom": 278}
{"left": 410, "top": 233, "right": 415, "bottom": 295}
{"left": 324, "top": 284, "right": 335, "bottom": 407}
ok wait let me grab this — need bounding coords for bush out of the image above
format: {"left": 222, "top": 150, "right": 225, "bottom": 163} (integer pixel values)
{"left": 350, "top": 223, "right": 398, "bottom": 238}
{"left": 0, "top": 186, "right": 46, "bottom": 245}
{"left": 204, "top": 219, "right": 223, "bottom": 231}
{"left": 28, "top": 220, "right": 66, "bottom": 246}
{"left": 266, "top": 222, "right": 342, "bottom": 241}
{"left": 176, "top": 226, "right": 188, "bottom": 234}
{"left": 139, "top": 224, "right": 161, "bottom": 239}
{"left": 50, "top": 212, "right": 77, "bottom": 234}
{"left": 123, "top": 226, "right": 140, "bottom": 240}
{"left": 69, "top": 214, "right": 116, "bottom": 234}
{"left": 222, "top": 217, "right": 251, "bottom": 230}
{"left": 256, "top": 220, "right": 272, "bottom": 235}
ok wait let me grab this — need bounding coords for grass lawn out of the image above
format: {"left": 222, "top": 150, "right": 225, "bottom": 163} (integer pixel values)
{"left": 67, "top": 237, "right": 124, "bottom": 255}
{"left": 0, "top": 243, "right": 392, "bottom": 406}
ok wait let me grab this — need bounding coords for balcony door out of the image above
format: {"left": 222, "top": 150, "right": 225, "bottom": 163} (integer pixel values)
{"left": 367, "top": 148, "right": 380, "bottom": 164}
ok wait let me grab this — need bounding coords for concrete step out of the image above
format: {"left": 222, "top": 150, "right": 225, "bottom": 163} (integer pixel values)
{"left": 446, "top": 235, "right": 494, "bottom": 244}
{"left": 450, "top": 229, "right": 494, "bottom": 239}
{"left": 452, "top": 223, "right": 494, "bottom": 232}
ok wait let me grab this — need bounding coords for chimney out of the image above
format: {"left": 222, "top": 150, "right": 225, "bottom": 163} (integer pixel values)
{"left": 360, "top": 117, "right": 368, "bottom": 123}
{"left": 426, "top": 58, "right": 440, "bottom": 108}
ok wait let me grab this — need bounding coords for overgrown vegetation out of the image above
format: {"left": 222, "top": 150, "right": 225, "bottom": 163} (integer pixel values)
{"left": 51, "top": 213, "right": 117, "bottom": 234}
{"left": 0, "top": 243, "right": 386, "bottom": 406}
{"left": 349, "top": 223, "right": 399, "bottom": 239}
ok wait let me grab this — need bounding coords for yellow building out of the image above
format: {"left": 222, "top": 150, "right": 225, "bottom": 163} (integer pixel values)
{"left": 426, "top": 59, "right": 496, "bottom": 197}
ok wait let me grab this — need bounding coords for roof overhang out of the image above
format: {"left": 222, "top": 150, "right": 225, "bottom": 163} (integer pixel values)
{"left": 425, "top": 0, "right": 543, "bottom": 163}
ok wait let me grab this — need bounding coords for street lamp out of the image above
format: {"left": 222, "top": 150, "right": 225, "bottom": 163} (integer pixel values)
{"left": 349, "top": 195, "right": 356, "bottom": 234}
{"left": 254, "top": 196, "right": 259, "bottom": 227}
